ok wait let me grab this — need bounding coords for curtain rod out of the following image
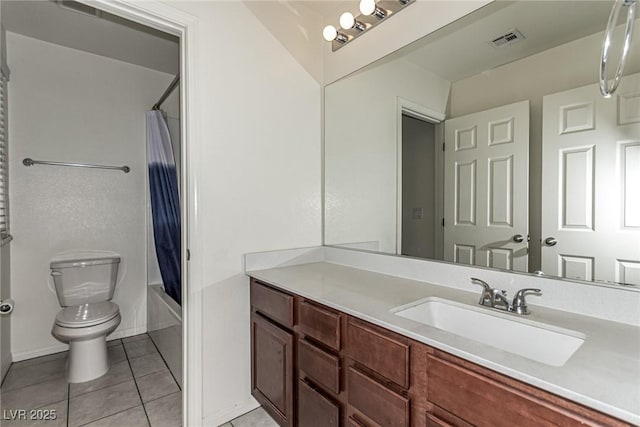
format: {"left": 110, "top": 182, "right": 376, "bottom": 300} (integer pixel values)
{"left": 152, "top": 74, "right": 180, "bottom": 110}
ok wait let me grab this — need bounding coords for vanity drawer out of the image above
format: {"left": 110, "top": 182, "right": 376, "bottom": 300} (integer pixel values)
{"left": 298, "top": 300, "right": 341, "bottom": 351}
{"left": 347, "top": 367, "right": 410, "bottom": 427}
{"left": 250, "top": 279, "right": 294, "bottom": 329}
{"left": 298, "top": 379, "right": 340, "bottom": 427}
{"left": 346, "top": 318, "right": 410, "bottom": 389}
{"left": 427, "top": 353, "right": 625, "bottom": 427}
{"left": 298, "top": 338, "right": 340, "bottom": 394}
{"left": 425, "top": 406, "right": 472, "bottom": 427}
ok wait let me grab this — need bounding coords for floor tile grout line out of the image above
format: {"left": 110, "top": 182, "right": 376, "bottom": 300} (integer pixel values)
{"left": 1, "top": 362, "right": 13, "bottom": 388}
{"left": 75, "top": 404, "right": 145, "bottom": 427}
{"left": 9, "top": 351, "right": 68, "bottom": 370}
{"left": 122, "top": 337, "right": 162, "bottom": 357}
{"left": 146, "top": 333, "right": 181, "bottom": 391}
{"left": 0, "top": 372, "right": 67, "bottom": 394}
{"left": 132, "top": 367, "right": 173, "bottom": 383}
{"left": 69, "top": 375, "right": 133, "bottom": 400}
{"left": 68, "top": 379, "right": 141, "bottom": 425}
{"left": 123, "top": 335, "right": 153, "bottom": 427}
{"left": 2, "top": 356, "right": 68, "bottom": 393}
{"left": 140, "top": 389, "right": 181, "bottom": 406}
{"left": 67, "top": 383, "right": 71, "bottom": 427}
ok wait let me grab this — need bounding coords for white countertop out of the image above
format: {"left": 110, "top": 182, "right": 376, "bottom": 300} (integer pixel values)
{"left": 248, "top": 261, "right": 640, "bottom": 425}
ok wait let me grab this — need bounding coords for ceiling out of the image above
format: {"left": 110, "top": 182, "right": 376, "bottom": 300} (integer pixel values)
{"left": 1, "top": 0, "right": 180, "bottom": 75}
{"left": 303, "top": 0, "right": 360, "bottom": 20}
{"left": 1, "top": 0, "right": 624, "bottom": 83}
{"left": 396, "top": 1, "right": 615, "bottom": 82}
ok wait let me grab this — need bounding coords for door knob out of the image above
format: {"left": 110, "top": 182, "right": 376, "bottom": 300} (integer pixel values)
{"left": 544, "top": 237, "right": 557, "bottom": 246}
{"left": 512, "top": 234, "right": 525, "bottom": 243}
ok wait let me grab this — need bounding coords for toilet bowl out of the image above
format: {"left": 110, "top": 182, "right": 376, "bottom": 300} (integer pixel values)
{"left": 50, "top": 254, "right": 121, "bottom": 383}
{"left": 52, "top": 301, "right": 121, "bottom": 383}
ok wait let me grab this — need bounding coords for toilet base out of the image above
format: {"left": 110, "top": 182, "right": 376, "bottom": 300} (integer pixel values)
{"left": 66, "top": 336, "right": 110, "bottom": 383}
{"left": 51, "top": 313, "right": 121, "bottom": 383}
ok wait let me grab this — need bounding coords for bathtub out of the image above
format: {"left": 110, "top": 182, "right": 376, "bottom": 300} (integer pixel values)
{"left": 147, "top": 284, "right": 182, "bottom": 388}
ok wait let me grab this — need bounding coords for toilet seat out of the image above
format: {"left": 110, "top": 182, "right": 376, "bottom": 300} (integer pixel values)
{"left": 55, "top": 302, "right": 120, "bottom": 328}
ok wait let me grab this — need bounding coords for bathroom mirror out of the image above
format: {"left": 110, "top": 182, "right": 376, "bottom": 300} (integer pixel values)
{"left": 324, "top": 0, "right": 640, "bottom": 287}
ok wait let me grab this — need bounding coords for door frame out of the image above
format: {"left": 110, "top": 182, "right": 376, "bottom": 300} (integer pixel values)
{"left": 79, "top": 1, "right": 201, "bottom": 425}
{"left": 395, "top": 97, "right": 445, "bottom": 256}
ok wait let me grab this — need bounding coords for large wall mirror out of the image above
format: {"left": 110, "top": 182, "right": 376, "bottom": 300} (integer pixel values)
{"left": 324, "top": 1, "right": 640, "bottom": 287}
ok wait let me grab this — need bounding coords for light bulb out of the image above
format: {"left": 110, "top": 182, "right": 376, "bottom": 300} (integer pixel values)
{"left": 359, "top": 0, "right": 376, "bottom": 16}
{"left": 323, "top": 25, "right": 338, "bottom": 41}
{"left": 340, "top": 12, "right": 355, "bottom": 30}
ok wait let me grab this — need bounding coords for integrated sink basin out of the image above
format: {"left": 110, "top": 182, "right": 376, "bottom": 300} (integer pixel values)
{"left": 392, "top": 297, "right": 585, "bottom": 367}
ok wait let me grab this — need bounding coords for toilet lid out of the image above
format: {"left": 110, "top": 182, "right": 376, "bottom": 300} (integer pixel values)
{"left": 56, "top": 302, "right": 120, "bottom": 328}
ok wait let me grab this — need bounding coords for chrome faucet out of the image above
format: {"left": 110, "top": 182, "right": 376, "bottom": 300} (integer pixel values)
{"left": 470, "top": 278, "right": 541, "bottom": 315}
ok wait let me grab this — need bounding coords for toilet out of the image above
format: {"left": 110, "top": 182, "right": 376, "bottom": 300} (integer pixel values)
{"left": 50, "top": 255, "right": 122, "bottom": 383}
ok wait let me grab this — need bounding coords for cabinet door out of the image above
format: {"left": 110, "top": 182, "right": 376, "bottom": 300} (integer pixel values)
{"left": 251, "top": 313, "right": 293, "bottom": 427}
{"left": 347, "top": 367, "right": 410, "bottom": 427}
{"left": 298, "top": 379, "right": 340, "bottom": 427}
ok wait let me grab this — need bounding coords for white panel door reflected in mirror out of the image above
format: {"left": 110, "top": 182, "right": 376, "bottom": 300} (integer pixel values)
{"left": 324, "top": 0, "right": 640, "bottom": 287}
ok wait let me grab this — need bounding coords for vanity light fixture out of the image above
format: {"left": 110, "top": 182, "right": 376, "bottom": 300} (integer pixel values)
{"left": 323, "top": 25, "right": 348, "bottom": 43}
{"left": 360, "top": 0, "right": 387, "bottom": 19}
{"left": 340, "top": 12, "right": 366, "bottom": 32}
{"left": 324, "top": 0, "right": 415, "bottom": 51}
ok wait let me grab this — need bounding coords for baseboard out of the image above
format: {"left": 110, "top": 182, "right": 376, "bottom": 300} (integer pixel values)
{"left": 11, "top": 325, "right": 148, "bottom": 362}
{"left": 148, "top": 319, "right": 179, "bottom": 332}
{"left": 202, "top": 397, "right": 259, "bottom": 426}
{"left": 1, "top": 352, "right": 12, "bottom": 383}
{"left": 12, "top": 343, "right": 68, "bottom": 362}
{"left": 108, "top": 324, "right": 148, "bottom": 341}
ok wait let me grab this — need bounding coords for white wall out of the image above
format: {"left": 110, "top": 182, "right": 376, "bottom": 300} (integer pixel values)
{"left": 7, "top": 32, "right": 177, "bottom": 360}
{"left": 244, "top": 1, "right": 324, "bottom": 84}
{"left": 119, "top": 2, "right": 322, "bottom": 425}
{"left": 81, "top": 1, "right": 498, "bottom": 424}
{"left": 449, "top": 24, "right": 640, "bottom": 272}
{"left": 325, "top": 58, "right": 450, "bottom": 253}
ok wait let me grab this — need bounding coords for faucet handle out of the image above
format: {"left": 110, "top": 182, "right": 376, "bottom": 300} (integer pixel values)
{"left": 511, "top": 288, "right": 542, "bottom": 315}
{"left": 470, "top": 277, "right": 491, "bottom": 291}
{"left": 471, "top": 278, "right": 494, "bottom": 306}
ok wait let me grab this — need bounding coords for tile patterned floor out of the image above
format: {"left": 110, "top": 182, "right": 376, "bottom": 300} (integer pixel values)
{"left": 0, "top": 334, "right": 182, "bottom": 427}
{"left": 220, "top": 407, "right": 279, "bottom": 427}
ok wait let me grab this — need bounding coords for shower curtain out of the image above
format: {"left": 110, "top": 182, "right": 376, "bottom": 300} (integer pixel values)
{"left": 146, "top": 110, "right": 181, "bottom": 305}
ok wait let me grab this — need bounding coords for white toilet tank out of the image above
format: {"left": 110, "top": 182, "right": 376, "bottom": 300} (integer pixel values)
{"left": 50, "top": 255, "right": 120, "bottom": 307}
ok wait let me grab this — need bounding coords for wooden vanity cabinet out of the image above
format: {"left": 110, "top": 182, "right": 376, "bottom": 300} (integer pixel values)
{"left": 425, "top": 350, "right": 631, "bottom": 427}
{"left": 250, "top": 280, "right": 295, "bottom": 426}
{"left": 344, "top": 317, "right": 430, "bottom": 427}
{"left": 295, "top": 298, "right": 345, "bottom": 426}
{"left": 249, "top": 277, "right": 630, "bottom": 427}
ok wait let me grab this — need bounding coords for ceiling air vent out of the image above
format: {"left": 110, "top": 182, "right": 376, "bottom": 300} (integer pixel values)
{"left": 490, "top": 29, "right": 525, "bottom": 48}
